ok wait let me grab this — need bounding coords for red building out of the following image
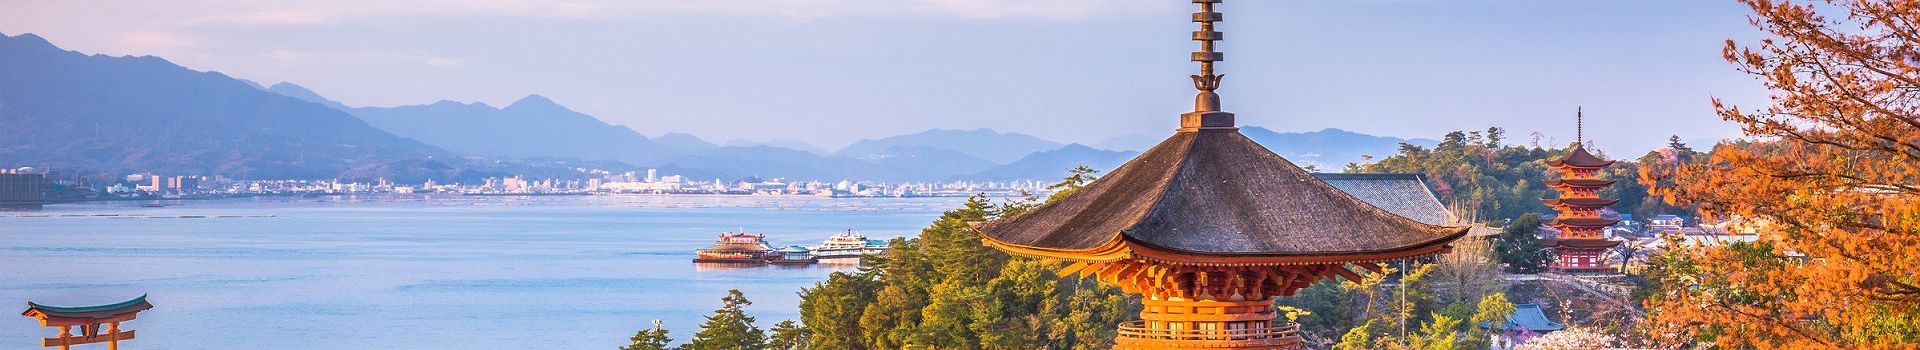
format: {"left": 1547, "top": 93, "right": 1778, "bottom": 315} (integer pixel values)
{"left": 1542, "top": 143, "right": 1622, "bottom": 272}
{"left": 972, "top": 1, "right": 1469, "bottom": 348}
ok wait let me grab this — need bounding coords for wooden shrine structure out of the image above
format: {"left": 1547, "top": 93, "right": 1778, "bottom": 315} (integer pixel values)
{"left": 971, "top": 1, "right": 1470, "bottom": 349}
{"left": 1543, "top": 113, "right": 1622, "bottom": 272}
{"left": 20, "top": 295, "right": 151, "bottom": 350}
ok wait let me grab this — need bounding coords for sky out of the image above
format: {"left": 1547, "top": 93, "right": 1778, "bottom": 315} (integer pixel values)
{"left": 0, "top": 0, "right": 1770, "bottom": 154}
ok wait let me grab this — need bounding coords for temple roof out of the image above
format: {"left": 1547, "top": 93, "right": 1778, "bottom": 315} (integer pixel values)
{"left": 1549, "top": 217, "right": 1623, "bottom": 228}
{"left": 22, "top": 295, "right": 151, "bottom": 320}
{"left": 1542, "top": 198, "right": 1619, "bottom": 207}
{"left": 1313, "top": 173, "right": 1452, "bottom": 226}
{"left": 1547, "top": 178, "right": 1616, "bottom": 188}
{"left": 1546, "top": 238, "right": 1623, "bottom": 248}
{"left": 1547, "top": 144, "right": 1615, "bottom": 168}
{"left": 1481, "top": 304, "right": 1566, "bottom": 332}
{"left": 973, "top": 130, "right": 1468, "bottom": 263}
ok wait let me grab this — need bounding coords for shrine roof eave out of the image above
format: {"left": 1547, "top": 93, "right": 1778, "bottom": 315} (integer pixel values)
{"left": 1546, "top": 178, "right": 1616, "bottom": 188}
{"left": 973, "top": 224, "right": 1467, "bottom": 266}
{"left": 22, "top": 295, "right": 152, "bottom": 320}
{"left": 1549, "top": 217, "right": 1624, "bottom": 227}
{"left": 1542, "top": 198, "right": 1620, "bottom": 207}
{"left": 1546, "top": 238, "right": 1623, "bottom": 249}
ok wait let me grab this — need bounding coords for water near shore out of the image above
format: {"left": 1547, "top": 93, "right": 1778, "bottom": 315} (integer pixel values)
{"left": 0, "top": 195, "right": 974, "bottom": 349}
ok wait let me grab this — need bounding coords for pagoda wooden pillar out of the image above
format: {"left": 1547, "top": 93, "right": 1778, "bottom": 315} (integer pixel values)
{"left": 1069, "top": 261, "right": 1324, "bottom": 349}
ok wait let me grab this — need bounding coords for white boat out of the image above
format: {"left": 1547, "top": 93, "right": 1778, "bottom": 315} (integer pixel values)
{"left": 810, "top": 229, "right": 890, "bottom": 259}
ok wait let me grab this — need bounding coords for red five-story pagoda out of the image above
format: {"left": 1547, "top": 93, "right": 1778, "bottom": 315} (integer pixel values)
{"left": 1542, "top": 109, "right": 1622, "bottom": 272}
{"left": 971, "top": 1, "right": 1470, "bottom": 349}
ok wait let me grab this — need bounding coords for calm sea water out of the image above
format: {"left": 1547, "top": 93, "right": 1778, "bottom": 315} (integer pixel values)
{"left": 0, "top": 195, "right": 974, "bottom": 349}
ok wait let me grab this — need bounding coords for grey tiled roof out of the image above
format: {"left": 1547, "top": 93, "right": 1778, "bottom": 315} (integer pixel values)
{"left": 1313, "top": 173, "right": 1452, "bottom": 225}
{"left": 1481, "top": 303, "right": 1566, "bottom": 332}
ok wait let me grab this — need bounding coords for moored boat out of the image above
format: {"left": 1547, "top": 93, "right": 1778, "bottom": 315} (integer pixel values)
{"left": 768, "top": 245, "right": 817, "bottom": 265}
{"left": 693, "top": 230, "right": 775, "bottom": 263}
{"left": 811, "top": 229, "right": 890, "bottom": 260}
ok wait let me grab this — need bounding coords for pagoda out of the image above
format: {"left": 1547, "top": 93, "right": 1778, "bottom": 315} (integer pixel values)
{"left": 971, "top": 1, "right": 1469, "bottom": 349}
{"left": 1541, "top": 110, "right": 1621, "bottom": 272}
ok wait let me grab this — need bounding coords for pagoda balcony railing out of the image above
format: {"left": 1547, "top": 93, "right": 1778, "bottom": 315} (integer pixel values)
{"left": 1114, "top": 320, "right": 1303, "bottom": 347}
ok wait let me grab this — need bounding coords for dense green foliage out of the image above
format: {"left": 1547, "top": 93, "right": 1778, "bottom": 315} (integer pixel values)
{"left": 1495, "top": 214, "right": 1551, "bottom": 273}
{"left": 1282, "top": 238, "right": 1514, "bottom": 349}
{"left": 622, "top": 320, "right": 674, "bottom": 350}
{"left": 768, "top": 320, "right": 809, "bottom": 350}
{"left": 684, "top": 289, "right": 768, "bottom": 350}
{"left": 1353, "top": 128, "right": 1689, "bottom": 223}
{"left": 789, "top": 170, "right": 1136, "bottom": 350}
{"left": 1354, "top": 128, "right": 1554, "bottom": 221}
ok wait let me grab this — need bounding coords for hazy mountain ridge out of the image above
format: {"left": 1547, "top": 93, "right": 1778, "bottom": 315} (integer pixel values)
{"left": 836, "top": 128, "right": 1064, "bottom": 164}
{"left": 1239, "top": 126, "right": 1439, "bottom": 169}
{"left": 965, "top": 144, "right": 1138, "bottom": 182}
{"left": 7, "top": 31, "right": 1444, "bottom": 182}
{"left": 0, "top": 32, "right": 451, "bottom": 179}
{"left": 346, "top": 94, "right": 685, "bottom": 164}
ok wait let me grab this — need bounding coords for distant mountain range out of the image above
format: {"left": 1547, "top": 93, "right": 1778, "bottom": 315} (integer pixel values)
{"left": 1239, "top": 126, "right": 1438, "bottom": 169}
{"left": 837, "top": 128, "right": 1064, "bottom": 164}
{"left": 272, "top": 84, "right": 683, "bottom": 165}
{"left": 2, "top": 31, "right": 1443, "bottom": 183}
{"left": 967, "top": 144, "right": 1137, "bottom": 182}
{"left": 0, "top": 32, "right": 450, "bottom": 179}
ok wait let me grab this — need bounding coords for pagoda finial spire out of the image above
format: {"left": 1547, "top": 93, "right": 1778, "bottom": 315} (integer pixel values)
{"left": 1179, "top": 0, "right": 1235, "bottom": 131}
{"left": 1576, "top": 106, "right": 1584, "bottom": 145}
{"left": 1191, "top": 0, "right": 1225, "bottom": 112}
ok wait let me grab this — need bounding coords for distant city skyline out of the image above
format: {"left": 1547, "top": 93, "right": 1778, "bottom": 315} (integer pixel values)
{"left": 0, "top": 1, "right": 1767, "bottom": 153}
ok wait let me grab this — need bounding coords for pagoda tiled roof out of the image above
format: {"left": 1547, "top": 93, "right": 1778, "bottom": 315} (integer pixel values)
{"left": 1542, "top": 197, "right": 1619, "bottom": 207}
{"left": 1547, "top": 144, "right": 1615, "bottom": 168}
{"left": 22, "top": 295, "right": 151, "bottom": 320}
{"left": 972, "top": 129, "right": 1468, "bottom": 262}
{"left": 1546, "top": 238, "right": 1623, "bottom": 248}
{"left": 1549, "top": 217, "right": 1623, "bottom": 227}
{"left": 1546, "top": 178, "right": 1616, "bottom": 188}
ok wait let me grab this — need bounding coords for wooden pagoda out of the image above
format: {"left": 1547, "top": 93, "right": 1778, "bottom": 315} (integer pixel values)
{"left": 1542, "top": 126, "right": 1621, "bottom": 272}
{"left": 20, "top": 295, "right": 152, "bottom": 350}
{"left": 971, "top": 1, "right": 1469, "bottom": 348}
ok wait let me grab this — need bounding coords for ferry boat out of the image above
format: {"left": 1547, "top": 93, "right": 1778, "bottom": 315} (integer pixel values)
{"left": 693, "top": 230, "right": 775, "bottom": 263}
{"left": 810, "top": 230, "right": 890, "bottom": 260}
{"left": 768, "top": 246, "right": 818, "bottom": 265}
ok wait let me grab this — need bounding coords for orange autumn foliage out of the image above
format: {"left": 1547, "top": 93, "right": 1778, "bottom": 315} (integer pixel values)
{"left": 1641, "top": 0, "right": 1920, "bottom": 348}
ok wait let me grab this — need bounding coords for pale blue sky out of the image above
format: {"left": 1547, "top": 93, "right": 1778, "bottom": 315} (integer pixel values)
{"left": 0, "top": 1, "right": 1766, "bottom": 153}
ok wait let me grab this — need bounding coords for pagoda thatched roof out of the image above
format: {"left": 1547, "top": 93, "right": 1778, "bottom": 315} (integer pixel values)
{"left": 972, "top": 129, "right": 1467, "bottom": 264}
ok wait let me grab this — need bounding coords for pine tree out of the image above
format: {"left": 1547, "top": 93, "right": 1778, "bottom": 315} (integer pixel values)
{"left": 1494, "top": 214, "right": 1549, "bottom": 273}
{"left": 767, "top": 320, "right": 809, "bottom": 350}
{"left": 621, "top": 320, "right": 674, "bottom": 350}
{"left": 1046, "top": 165, "right": 1099, "bottom": 201}
{"left": 684, "top": 289, "right": 768, "bottom": 350}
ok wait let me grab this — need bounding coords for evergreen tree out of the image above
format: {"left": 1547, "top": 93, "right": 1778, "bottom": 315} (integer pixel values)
{"left": 767, "top": 320, "right": 809, "bottom": 350}
{"left": 793, "top": 167, "right": 1137, "bottom": 349}
{"left": 798, "top": 273, "right": 877, "bottom": 349}
{"left": 621, "top": 320, "right": 674, "bottom": 350}
{"left": 1495, "top": 214, "right": 1550, "bottom": 273}
{"left": 685, "top": 289, "right": 768, "bottom": 350}
{"left": 1047, "top": 165, "right": 1099, "bottom": 201}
